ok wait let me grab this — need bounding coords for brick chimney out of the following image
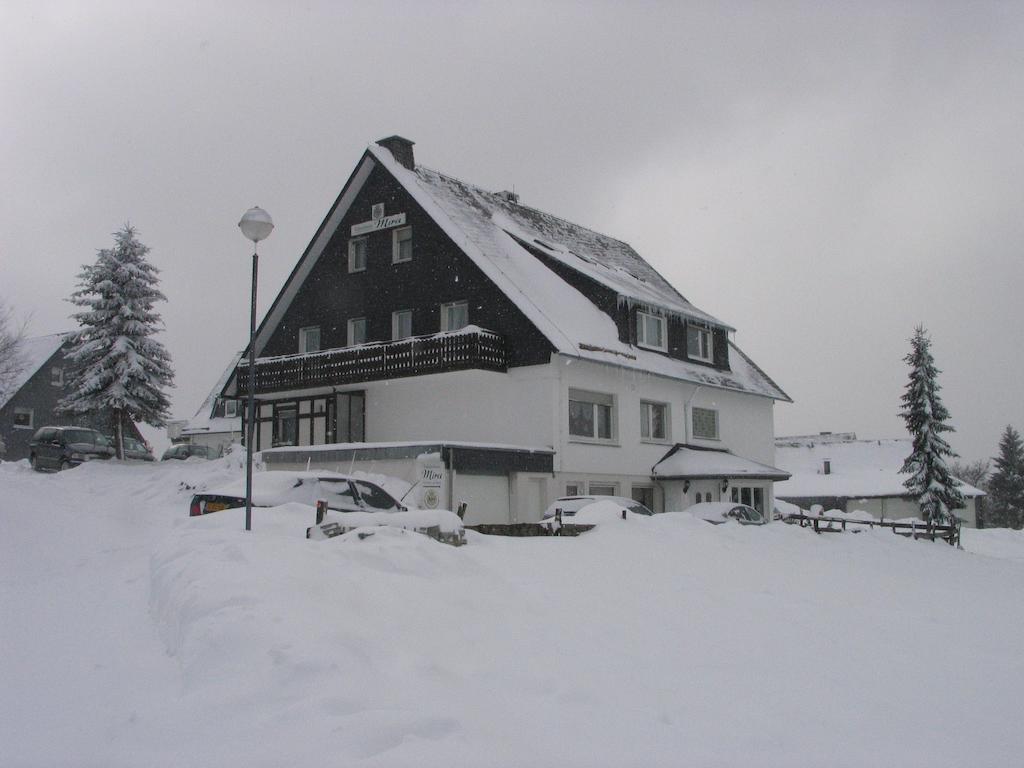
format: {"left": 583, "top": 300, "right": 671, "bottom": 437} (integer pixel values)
{"left": 376, "top": 135, "right": 415, "bottom": 170}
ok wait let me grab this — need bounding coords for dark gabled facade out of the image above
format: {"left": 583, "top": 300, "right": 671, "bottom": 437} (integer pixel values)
{"left": 258, "top": 157, "right": 553, "bottom": 368}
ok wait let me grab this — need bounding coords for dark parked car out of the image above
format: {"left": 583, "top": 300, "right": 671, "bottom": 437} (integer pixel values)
{"left": 119, "top": 436, "right": 155, "bottom": 462}
{"left": 29, "top": 426, "right": 115, "bottom": 471}
{"left": 162, "top": 443, "right": 216, "bottom": 461}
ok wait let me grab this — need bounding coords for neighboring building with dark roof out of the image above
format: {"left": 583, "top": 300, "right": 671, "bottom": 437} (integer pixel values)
{"left": 774, "top": 432, "right": 984, "bottom": 527}
{"left": 0, "top": 332, "right": 143, "bottom": 460}
{"left": 220, "top": 136, "right": 791, "bottom": 523}
{"left": 171, "top": 352, "right": 244, "bottom": 456}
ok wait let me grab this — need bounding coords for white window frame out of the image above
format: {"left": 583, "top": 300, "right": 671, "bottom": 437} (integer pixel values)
{"left": 687, "top": 323, "right": 713, "bottom": 363}
{"left": 692, "top": 406, "right": 719, "bottom": 440}
{"left": 564, "top": 480, "right": 585, "bottom": 496}
{"left": 51, "top": 367, "right": 64, "bottom": 386}
{"left": 392, "top": 309, "right": 413, "bottom": 340}
{"left": 223, "top": 400, "right": 239, "bottom": 418}
{"left": 730, "top": 485, "right": 766, "bottom": 516}
{"left": 640, "top": 400, "right": 670, "bottom": 442}
{"left": 568, "top": 388, "right": 617, "bottom": 443}
{"left": 13, "top": 407, "right": 33, "bottom": 429}
{"left": 299, "top": 326, "right": 321, "bottom": 354}
{"left": 636, "top": 311, "right": 667, "bottom": 352}
{"left": 588, "top": 482, "right": 619, "bottom": 496}
{"left": 348, "top": 237, "right": 368, "bottom": 273}
{"left": 440, "top": 301, "right": 469, "bottom": 332}
{"left": 392, "top": 226, "right": 413, "bottom": 263}
{"left": 347, "top": 317, "right": 367, "bottom": 346}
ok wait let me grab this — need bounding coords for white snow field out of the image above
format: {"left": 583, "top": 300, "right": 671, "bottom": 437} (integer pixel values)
{"left": 2, "top": 458, "right": 1023, "bottom": 767}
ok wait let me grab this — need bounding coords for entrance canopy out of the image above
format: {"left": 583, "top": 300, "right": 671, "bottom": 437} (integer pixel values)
{"left": 652, "top": 444, "right": 790, "bottom": 481}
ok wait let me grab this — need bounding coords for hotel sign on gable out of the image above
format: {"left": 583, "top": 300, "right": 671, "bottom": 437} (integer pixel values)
{"left": 350, "top": 213, "right": 406, "bottom": 237}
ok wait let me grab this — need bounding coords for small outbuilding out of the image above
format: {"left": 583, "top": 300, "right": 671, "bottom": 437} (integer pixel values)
{"left": 773, "top": 432, "right": 984, "bottom": 527}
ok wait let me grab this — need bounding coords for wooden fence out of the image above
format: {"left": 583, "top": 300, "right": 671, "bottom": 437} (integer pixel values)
{"left": 783, "top": 513, "right": 961, "bottom": 546}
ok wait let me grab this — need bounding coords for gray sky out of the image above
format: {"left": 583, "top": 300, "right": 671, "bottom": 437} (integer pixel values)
{"left": 3, "top": 1, "right": 1022, "bottom": 462}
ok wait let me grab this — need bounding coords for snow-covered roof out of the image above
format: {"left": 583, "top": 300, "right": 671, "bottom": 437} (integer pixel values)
{"left": 367, "top": 144, "right": 789, "bottom": 402}
{"left": 0, "top": 332, "right": 70, "bottom": 410}
{"left": 774, "top": 435, "right": 985, "bottom": 499}
{"left": 183, "top": 352, "right": 243, "bottom": 435}
{"left": 652, "top": 444, "right": 790, "bottom": 480}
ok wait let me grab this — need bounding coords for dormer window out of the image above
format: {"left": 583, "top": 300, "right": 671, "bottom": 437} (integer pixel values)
{"left": 636, "top": 311, "right": 666, "bottom": 351}
{"left": 223, "top": 399, "right": 239, "bottom": 418}
{"left": 686, "top": 323, "right": 713, "bottom": 363}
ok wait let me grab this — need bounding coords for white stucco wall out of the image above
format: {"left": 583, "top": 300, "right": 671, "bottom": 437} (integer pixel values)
{"left": 555, "top": 356, "right": 778, "bottom": 475}
{"left": 360, "top": 367, "right": 557, "bottom": 448}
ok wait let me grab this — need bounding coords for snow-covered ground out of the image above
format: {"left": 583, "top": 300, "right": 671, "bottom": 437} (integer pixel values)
{"left": 2, "top": 457, "right": 1023, "bottom": 767}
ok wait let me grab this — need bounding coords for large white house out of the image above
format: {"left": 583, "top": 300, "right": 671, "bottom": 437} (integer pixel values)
{"left": 220, "top": 136, "right": 791, "bottom": 524}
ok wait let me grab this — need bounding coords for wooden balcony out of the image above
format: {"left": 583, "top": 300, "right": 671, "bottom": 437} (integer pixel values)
{"left": 237, "top": 327, "right": 507, "bottom": 396}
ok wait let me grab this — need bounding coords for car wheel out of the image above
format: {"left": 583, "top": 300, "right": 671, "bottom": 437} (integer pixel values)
{"left": 60, "top": 460, "right": 73, "bottom": 472}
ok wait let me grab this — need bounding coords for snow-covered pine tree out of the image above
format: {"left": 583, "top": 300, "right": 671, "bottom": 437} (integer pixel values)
{"left": 899, "top": 326, "right": 964, "bottom": 525}
{"left": 59, "top": 225, "right": 173, "bottom": 458}
{"left": 988, "top": 425, "right": 1024, "bottom": 529}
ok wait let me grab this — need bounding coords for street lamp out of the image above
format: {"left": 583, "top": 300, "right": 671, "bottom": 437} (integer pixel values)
{"left": 238, "top": 206, "right": 274, "bottom": 531}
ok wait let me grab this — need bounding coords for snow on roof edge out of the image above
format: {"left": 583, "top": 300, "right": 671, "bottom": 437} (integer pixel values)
{"left": 0, "top": 332, "right": 71, "bottom": 410}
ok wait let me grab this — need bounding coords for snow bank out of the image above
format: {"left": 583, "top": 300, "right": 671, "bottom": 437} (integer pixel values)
{"left": 3, "top": 460, "right": 1024, "bottom": 766}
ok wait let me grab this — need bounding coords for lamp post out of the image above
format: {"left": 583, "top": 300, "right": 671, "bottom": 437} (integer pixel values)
{"left": 238, "top": 206, "right": 274, "bottom": 531}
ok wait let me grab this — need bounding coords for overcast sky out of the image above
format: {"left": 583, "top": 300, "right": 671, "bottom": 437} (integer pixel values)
{"left": 3, "top": 1, "right": 1022, "bottom": 462}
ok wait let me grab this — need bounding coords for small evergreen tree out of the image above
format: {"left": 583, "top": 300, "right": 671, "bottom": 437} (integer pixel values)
{"left": 60, "top": 225, "right": 173, "bottom": 458}
{"left": 988, "top": 426, "right": 1024, "bottom": 529}
{"left": 899, "top": 326, "right": 964, "bottom": 525}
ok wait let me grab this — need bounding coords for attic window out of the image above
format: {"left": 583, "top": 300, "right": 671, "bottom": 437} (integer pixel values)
{"left": 348, "top": 237, "right": 368, "bottom": 272}
{"left": 687, "top": 323, "right": 713, "bottom": 363}
{"left": 636, "top": 311, "right": 666, "bottom": 352}
{"left": 224, "top": 400, "right": 239, "bottom": 418}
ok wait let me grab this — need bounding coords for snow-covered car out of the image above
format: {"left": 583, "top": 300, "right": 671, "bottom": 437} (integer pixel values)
{"left": 541, "top": 495, "right": 655, "bottom": 522}
{"left": 681, "top": 501, "right": 766, "bottom": 525}
{"left": 190, "top": 471, "right": 465, "bottom": 545}
{"left": 189, "top": 471, "right": 407, "bottom": 517}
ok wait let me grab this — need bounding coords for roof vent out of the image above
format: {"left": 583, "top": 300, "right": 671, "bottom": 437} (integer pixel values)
{"left": 375, "top": 135, "right": 415, "bottom": 170}
{"left": 498, "top": 190, "right": 519, "bottom": 204}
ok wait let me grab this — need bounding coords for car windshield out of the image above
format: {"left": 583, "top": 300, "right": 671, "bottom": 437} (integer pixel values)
{"left": 626, "top": 502, "right": 654, "bottom": 516}
{"left": 311, "top": 479, "right": 359, "bottom": 509}
{"left": 64, "top": 429, "right": 96, "bottom": 445}
{"left": 353, "top": 481, "right": 400, "bottom": 511}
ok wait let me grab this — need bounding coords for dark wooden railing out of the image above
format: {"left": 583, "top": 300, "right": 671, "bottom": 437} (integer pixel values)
{"left": 783, "top": 513, "right": 961, "bottom": 546}
{"left": 237, "top": 328, "right": 507, "bottom": 395}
